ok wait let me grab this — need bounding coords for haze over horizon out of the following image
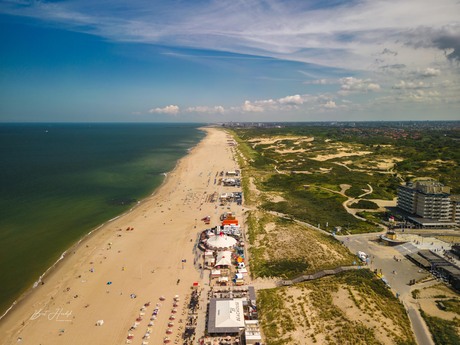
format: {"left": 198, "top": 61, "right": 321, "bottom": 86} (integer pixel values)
{"left": 1, "top": 0, "right": 459, "bottom": 123}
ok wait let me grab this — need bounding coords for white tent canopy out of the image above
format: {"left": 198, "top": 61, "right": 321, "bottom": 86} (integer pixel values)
{"left": 215, "top": 251, "right": 232, "bottom": 266}
{"left": 206, "top": 235, "right": 237, "bottom": 250}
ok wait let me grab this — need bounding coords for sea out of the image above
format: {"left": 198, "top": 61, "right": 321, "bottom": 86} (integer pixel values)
{"left": 0, "top": 123, "right": 205, "bottom": 316}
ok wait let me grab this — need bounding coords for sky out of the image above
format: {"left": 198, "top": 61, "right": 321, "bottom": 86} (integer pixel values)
{"left": 0, "top": 0, "right": 460, "bottom": 122}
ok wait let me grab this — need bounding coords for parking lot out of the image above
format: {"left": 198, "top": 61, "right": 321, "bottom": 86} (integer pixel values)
{"left": 339, "top": 234, "right": 430, "bottom": 297}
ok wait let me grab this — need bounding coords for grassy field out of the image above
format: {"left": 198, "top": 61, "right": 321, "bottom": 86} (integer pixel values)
{"left": 420, "top": 310, "right": 460, "bottom": 345}
{"left": 229, "top": 128, "right": 388, "bottom": 234}
{"left": 247, "top": 211, "right": 356, "bottom": 279}
{"left": 232, "top": 125, "right": 460, "bottom": 193}
{"left": 225, "top": 125, "right": 460, "bottom": 345}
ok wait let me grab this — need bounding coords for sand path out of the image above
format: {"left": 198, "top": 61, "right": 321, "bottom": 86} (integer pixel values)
{"left": 0, "top": 127, "right": 240, "bottom": 345}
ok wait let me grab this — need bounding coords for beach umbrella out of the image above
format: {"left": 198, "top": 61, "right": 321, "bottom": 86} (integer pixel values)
{"left": 159, "top": 296, "right": 166, "bottom": 301}
{"left": 144, "top": 302, "right": 151, "bottom": 307}
{"left": 136, "top": 317, "right": 142, "bottom": 322}
{"left": 169, "top": 315, "right": 175, "bottom": 320}
{"left": 168, "top": 322, "right": 174, "bottom": 327}
{"left": 163, "top": 337, "right": 171, "bottom": 343}
{"left": 171, "top": 308, "right": 177, "bottom": 313}
{"left": 127, "top": 335, "right": 134, "bottom": 340}
{"left": 106, "top": 281, "right": 112, "bottom": 285}
{"left": 166, "top": 329, "right": 173, "bottom": 334}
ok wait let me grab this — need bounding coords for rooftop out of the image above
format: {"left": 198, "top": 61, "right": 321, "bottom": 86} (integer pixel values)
{"left": 207, "top": 298, "right": 245, "bottom": 334}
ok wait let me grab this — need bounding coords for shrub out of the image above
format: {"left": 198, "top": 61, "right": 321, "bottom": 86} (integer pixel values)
{"left": 349, "top": 200, "right": 379, "bottom": 209}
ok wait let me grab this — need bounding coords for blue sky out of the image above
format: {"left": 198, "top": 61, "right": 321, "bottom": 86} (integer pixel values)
{"left": 1, "top": 0, "right": 459, "bottom": 122}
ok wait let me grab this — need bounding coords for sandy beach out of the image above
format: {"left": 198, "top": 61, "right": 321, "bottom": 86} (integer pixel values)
{"left": 0, "top": 127, "right": 241, "bottom": 345}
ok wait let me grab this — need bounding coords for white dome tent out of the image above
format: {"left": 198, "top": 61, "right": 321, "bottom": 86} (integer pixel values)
{"left": 205, "top": 234, "right": 237, "bottom": 251}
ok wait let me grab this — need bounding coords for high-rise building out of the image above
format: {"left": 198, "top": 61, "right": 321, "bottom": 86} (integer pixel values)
{"left": 397, "top": 180, "right": 458, "bottom": 227}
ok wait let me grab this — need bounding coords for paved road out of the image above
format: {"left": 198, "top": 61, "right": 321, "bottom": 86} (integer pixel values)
{"left": 407, "top": 305, "right": 435, "bottom": 345}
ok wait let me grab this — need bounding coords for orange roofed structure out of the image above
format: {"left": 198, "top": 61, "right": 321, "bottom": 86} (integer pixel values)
{"left": 222, "top": 219, "right": 238, "bottom": 226}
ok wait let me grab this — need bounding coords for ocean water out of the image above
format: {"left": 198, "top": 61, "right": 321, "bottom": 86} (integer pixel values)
{"left": 0, "top": 123, "right": 205, "bottom": 315}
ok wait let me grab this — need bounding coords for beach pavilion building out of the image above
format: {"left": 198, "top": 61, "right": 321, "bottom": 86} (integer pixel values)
{"left": 207, "top": 298, "right": 245, "bottom": 335}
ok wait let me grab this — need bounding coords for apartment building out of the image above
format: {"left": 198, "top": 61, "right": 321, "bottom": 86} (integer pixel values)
{"left": 397, "top": 180, "right": 458, "bottom": 227}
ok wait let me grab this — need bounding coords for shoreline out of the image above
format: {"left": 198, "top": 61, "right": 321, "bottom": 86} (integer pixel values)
{"left": 0, "top": 126, "right": 237, "bottom": 344}
{"left": 0, "top": 127, "right": 207, "bottom": 322}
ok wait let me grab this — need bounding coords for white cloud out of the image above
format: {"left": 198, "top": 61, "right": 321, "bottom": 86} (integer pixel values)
{"left": 3, "top": 0, "right": 459, "bottom": 120}
{"left": 421, "top": 68, "right": 441, "bottom": 77}
{"left": 3, "top": 0, "right": 459, "bottom": 72}
{"left": 278, "top": 94, "right": 303, "bottom": 105}
{"left": 392, "top": 80, "right": 427, "bottom": 90}
{"left": 186, "top": 106, "right": 225, "bottom": 114}
{"left": 235, "top": 93, "right": 345, "bottom": 113}
{"left": 149, "top": 105, "right": 180, "bottom": 115}
{"left": 239, "top": 94, "right": 310, "bottom": 113}
{"left": 405, "top": 90, "right": 440, "bottom": 102}
{"left": 323, "top": 100, "right": 337, "bottom": 108}
{"left": 339, "top": 77, "right": 381, "bottom": 93}
{"left": 242, "top": 100, "right": 265, "bottom": 112}
{"left": 304, "top": 79, "right": 332, "bottom": 85}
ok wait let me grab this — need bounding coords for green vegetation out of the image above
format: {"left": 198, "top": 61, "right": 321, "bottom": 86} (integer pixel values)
{"left": 262, "top": 184, "right": 378, "bottom": 233}
{"left": 257, "top": 289, "right": 294, "bottom": 344}
{"left": 233, "top": 125, "right": 460, "bottom": 193}
{"left": 245, "top": 210, "right": 265, "bottom": 245}
{"left": 439, "top": 298, "right": 460, "bottom": 315}
{"left": 246, "top": 211, "right": 355, "bottom": 279}
{"left": 357, "top": 211, "right": 389, "bottom": 224}
{"left": 226, "top": 125, "right": 459, "bottom": 344}
{"left": 420, "top": 310, "right": 460, "bottom": 345}
{"left": 231, "top": 124, "right": 459, "bottom": 235}
{"left": 349, "top": 200, "right": 379, "bottom": 209}
{"left": 255, "top": 258, "right": 309, "bottom": 279}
